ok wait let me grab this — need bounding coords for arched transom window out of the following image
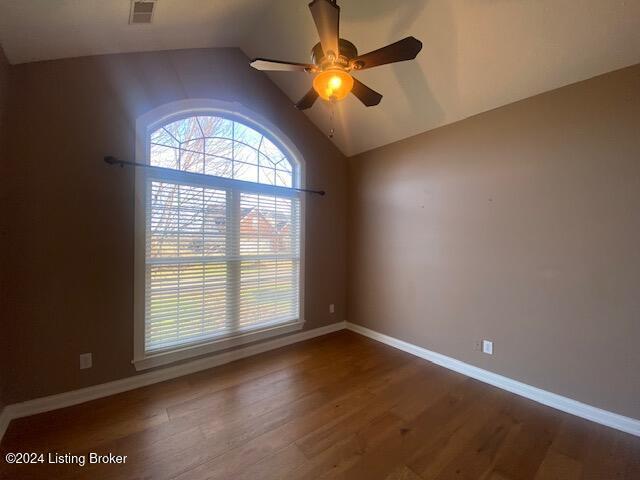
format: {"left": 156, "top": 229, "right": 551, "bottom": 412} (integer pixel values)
{"left": 134, "top": 110, "right": 303, "bottom": 369}
{"left": 149, "top": 116, "right": 294, "bottom": 187}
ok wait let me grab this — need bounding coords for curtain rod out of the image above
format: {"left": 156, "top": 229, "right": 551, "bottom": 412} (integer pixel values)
{"left": 104, "top": 156, "right": 325, "bottom": 196}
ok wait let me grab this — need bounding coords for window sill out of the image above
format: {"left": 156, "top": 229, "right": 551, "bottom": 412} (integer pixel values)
{"left": 133, "top": 320, "right": 304, "bottom": 371}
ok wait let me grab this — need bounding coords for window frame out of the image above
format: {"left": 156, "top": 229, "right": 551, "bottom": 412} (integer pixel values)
{"left": 133, "top": 99, "right": 306, "bottom": 370}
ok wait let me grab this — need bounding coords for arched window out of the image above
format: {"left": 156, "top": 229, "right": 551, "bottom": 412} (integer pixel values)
{"left": 133, "top": 102, "right": 304, "bottom": 369}
{"left": 149, "top": 115, "right": 294, "bottom": 187}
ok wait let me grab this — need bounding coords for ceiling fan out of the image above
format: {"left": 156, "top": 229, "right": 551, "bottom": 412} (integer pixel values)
{"left": 249, "top": 0, "right": 423, "bottom": 110}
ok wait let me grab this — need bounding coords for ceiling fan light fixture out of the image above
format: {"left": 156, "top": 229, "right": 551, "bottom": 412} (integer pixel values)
{"left": 250, "top": 0, "right": 423, "bottom": 110}
{"left": 313, "top": 69, "right": 354, "bottom": 101}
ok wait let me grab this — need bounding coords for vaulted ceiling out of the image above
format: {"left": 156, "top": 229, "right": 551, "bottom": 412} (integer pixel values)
{"left": 1, "top": 0, "right": 639, "bottom": 156}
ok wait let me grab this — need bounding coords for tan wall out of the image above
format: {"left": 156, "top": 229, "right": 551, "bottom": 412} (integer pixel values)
{"left": 348, "top": 64, "right": 640, "bottom": 419}
{"left": 0, "top": 45, "right": 10, "bottom": 410}
{"left": 3, "top": 48, "right": 348, "bottom": 404}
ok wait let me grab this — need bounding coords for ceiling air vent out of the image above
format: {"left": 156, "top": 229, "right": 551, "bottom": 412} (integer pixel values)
{"left": 129, "top": 0, "right": 156, "bottom": 24}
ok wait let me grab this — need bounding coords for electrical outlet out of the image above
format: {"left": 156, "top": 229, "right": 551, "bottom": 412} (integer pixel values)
{"left": 329, "top": 304, "right": 335, "bottom": 314}
{"left": 79, "top": 353, "right": 92, "bottom": 369}
{"left": 482, "top": 340, "right": 493, "bottom": 355}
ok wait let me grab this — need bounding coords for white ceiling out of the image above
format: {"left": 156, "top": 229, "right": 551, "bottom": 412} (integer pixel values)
{"left": 0, "top": 0, "right": 273, "bottom": 63}
{"left": 1, "top": 1, "right": 639, "bottom": 156}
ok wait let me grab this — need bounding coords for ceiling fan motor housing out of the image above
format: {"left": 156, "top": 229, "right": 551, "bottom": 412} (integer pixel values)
{"left": 311, "top": 38, "right": 358, "bottom": 71}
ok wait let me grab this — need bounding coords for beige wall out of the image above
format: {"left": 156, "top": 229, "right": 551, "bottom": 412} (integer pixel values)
{"left": 348, "top": 64, "right": 640, "bottom": 419}
{"left": 0, "top": 45, "right": 10, "bottom": 410}
{"left": 3, "top": 48, "right": 348, "bottom": 404}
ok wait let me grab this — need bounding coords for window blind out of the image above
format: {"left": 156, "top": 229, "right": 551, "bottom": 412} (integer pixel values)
{"left": 145, "top": 179, "right": 301, "bottom": 353}
{"left": 143, "top": 115, "right": 301, "bottom": 355}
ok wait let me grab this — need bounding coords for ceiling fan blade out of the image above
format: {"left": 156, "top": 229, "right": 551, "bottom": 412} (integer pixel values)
{"left": 351, "top": 78, "right": 383, "bottom": 107}
{"left": 308, "top": 0, "right": 340, "bottom": 58}
{"left": 352, "top": 36, "right": 423, "bottom": 70}
{"left": 250, "top": 58, "right": 314, "bottom": 72}
{"left": 296, "top": 88, "right": 319, "bottom": 110}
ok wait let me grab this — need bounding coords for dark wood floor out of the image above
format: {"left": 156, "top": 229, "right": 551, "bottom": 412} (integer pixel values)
{"left": 1, "top": 330, "right": 638, "bottom": 479}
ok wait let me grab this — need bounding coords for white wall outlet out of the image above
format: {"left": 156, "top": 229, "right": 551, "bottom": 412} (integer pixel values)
{"left": 482, "top": 340, "right": 493, "bottom": 355}
{"left": 79, "top": 353, "right": 93, "bottom": 369}
{"left": 329, "top": 304, "right": 335, "bottom": 314}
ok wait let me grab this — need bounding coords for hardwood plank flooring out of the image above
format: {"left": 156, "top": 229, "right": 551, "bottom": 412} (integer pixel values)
{"left": 1, "top": 330, "right": 638, "bottom": 479}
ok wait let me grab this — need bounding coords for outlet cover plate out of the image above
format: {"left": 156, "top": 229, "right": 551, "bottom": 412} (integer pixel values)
{"left": 79, "top": 353, "right": 92, "bottom": 369}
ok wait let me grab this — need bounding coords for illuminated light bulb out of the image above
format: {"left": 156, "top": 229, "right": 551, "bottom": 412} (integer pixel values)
{"left": 328, "top": 75, "right": 342, "bottom": 89}
{"left": 313, "top": 69, "right": 354, "bottom": 101}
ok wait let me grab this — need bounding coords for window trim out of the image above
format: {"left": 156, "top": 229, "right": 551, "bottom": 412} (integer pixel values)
{"left": 133, "top": 99, "right": 306, "bottom": 371}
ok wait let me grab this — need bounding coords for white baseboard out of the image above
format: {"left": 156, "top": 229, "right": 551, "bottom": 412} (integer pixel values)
{"left": 2, "top": 320, "right": 638, "bottom": 443}
{"left": 0, "top": 407, "right": 10, "bottom": 441}
{"left": 0, "top": 321, "right": 346, "bottom": 441}
{"left": 345, "top": 322, "right": 640, "bottom": 438}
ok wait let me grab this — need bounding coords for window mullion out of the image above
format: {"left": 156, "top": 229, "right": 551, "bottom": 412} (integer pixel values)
{"left": 200, "top": 182, "right": 205, "bottom": 338}
{"left": 176, "top": 181, "right": 182, "bottom": 342}
{"left": 226, "top": 188, "right": 241, "bottom": 331}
